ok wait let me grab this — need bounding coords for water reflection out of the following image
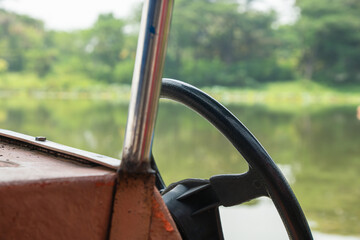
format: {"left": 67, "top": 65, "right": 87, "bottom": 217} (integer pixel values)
{"left": 0, "top": 98, "right": 359, "bottom": 237}
{"left": 220, "top": 199, "right": 360, "bottom": 240}
{"left": 155, "top": 103, "right": 360, "bottom": 237}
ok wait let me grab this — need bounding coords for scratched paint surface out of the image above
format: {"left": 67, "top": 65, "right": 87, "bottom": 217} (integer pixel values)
{"left": 0, "top": 141, "right": 114, "bottom": 182}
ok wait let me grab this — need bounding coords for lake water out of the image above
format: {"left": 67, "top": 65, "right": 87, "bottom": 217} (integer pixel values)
{"left": 0, "top": 97, "right": 359, "bottom": 239}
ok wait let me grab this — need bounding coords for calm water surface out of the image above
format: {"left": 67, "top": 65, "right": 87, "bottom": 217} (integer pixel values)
{"left": 0, "top": 98, "right": 359, "bottom": 239}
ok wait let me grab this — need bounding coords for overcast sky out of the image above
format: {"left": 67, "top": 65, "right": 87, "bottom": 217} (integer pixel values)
{"left": 1, "top": 0, "right": 142, "bottom": 30}
{"left": 1, "top": 0, "right": 296, "bottom": 31}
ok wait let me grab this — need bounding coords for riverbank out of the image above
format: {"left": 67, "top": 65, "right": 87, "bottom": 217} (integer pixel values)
{"left": 205, "top": 80, "right": 360, "bottom": 112}
{"left": 1, "top": 73, "right": 359, "bottom": 109}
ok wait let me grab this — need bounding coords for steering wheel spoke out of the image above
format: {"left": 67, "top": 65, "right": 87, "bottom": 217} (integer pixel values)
{"left": 210, "top": 168, "right": 268, "bottom": 207}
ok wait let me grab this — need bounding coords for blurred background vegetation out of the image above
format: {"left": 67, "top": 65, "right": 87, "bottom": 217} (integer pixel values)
{"left": 0, "top": 0, "right": 359, "bottom": 90}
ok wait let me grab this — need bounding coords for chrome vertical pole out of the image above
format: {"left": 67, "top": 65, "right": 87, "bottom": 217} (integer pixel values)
{"left": 120, "top": 0, "right": 174, "bottom": 172}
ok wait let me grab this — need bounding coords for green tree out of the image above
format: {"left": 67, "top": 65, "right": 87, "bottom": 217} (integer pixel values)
{"left": 295, "top": 0, "right": 360, "bottom": 84}
{"left": 0, "top": 9, "right": 45, "bottom": 72}
{"left": 25, "top": 49, "right": 56, "bottom": 77}
{"left": 164, "top": 0, "right": 291, "bottom": 86}
{"left": 85, "top": 13, "right": 126, "bottom": 83}
{"left": 0, "top": 9, "right": 57, "bottom": 77}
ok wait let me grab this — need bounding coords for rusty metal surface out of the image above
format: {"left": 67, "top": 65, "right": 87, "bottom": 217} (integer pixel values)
{"left": 109, "top": 173, "right": 155, "bottom": 240}
{"left": 0, "top": 175, "right": 116, "bottom": 240}
{"left": 0, "top": 140, "right": 116, "bottom": 182}
{"left": 0, "top": 137, "right": 118, "bottom": 239}
{"left": 109, "top": 172, "right": 181, "bottom": 240}
{"left": 0, "top": 129, "right": 120, "bottom": 170}
{"left": 149, "top": 187, "right": 182, "bottom": 240}
{"left": 0, "top": 134, "right": 181, "bottom": 239}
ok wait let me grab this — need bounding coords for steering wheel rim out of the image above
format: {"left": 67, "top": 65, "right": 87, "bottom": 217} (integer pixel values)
{"left": 160, "top": 78, "right": 313, "bottom": 240}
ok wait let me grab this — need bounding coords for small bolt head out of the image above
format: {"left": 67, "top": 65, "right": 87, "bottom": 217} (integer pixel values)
{"left": 35, "top": 136, "right": 47, "bottom": 142}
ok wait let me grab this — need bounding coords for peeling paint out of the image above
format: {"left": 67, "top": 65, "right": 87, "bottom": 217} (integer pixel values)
{"left": 152, "top": 196, "right": 174, "bottom": 232}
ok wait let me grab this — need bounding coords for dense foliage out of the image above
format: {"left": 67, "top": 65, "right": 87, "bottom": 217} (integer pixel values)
{"left": 295, "top": 0, "right": 360, "bottom": 84}
{"left": 0, "top": 0, "right": 359, "bottom": 87}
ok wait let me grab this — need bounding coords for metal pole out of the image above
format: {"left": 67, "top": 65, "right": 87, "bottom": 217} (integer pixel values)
{"left": 120, "top": 0, "right": 174, "bottom": 172}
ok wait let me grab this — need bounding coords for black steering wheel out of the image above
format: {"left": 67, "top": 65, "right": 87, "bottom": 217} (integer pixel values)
{"left": 156, "top": 78, "right": 313, "bottom": 240}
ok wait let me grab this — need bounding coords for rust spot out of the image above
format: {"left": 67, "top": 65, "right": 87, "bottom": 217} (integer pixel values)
{"left": 152, "top": 196, "right": 174, "bottom": 232}
{"left": 0, "top": 160, "right": 19, "bottom": 167}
